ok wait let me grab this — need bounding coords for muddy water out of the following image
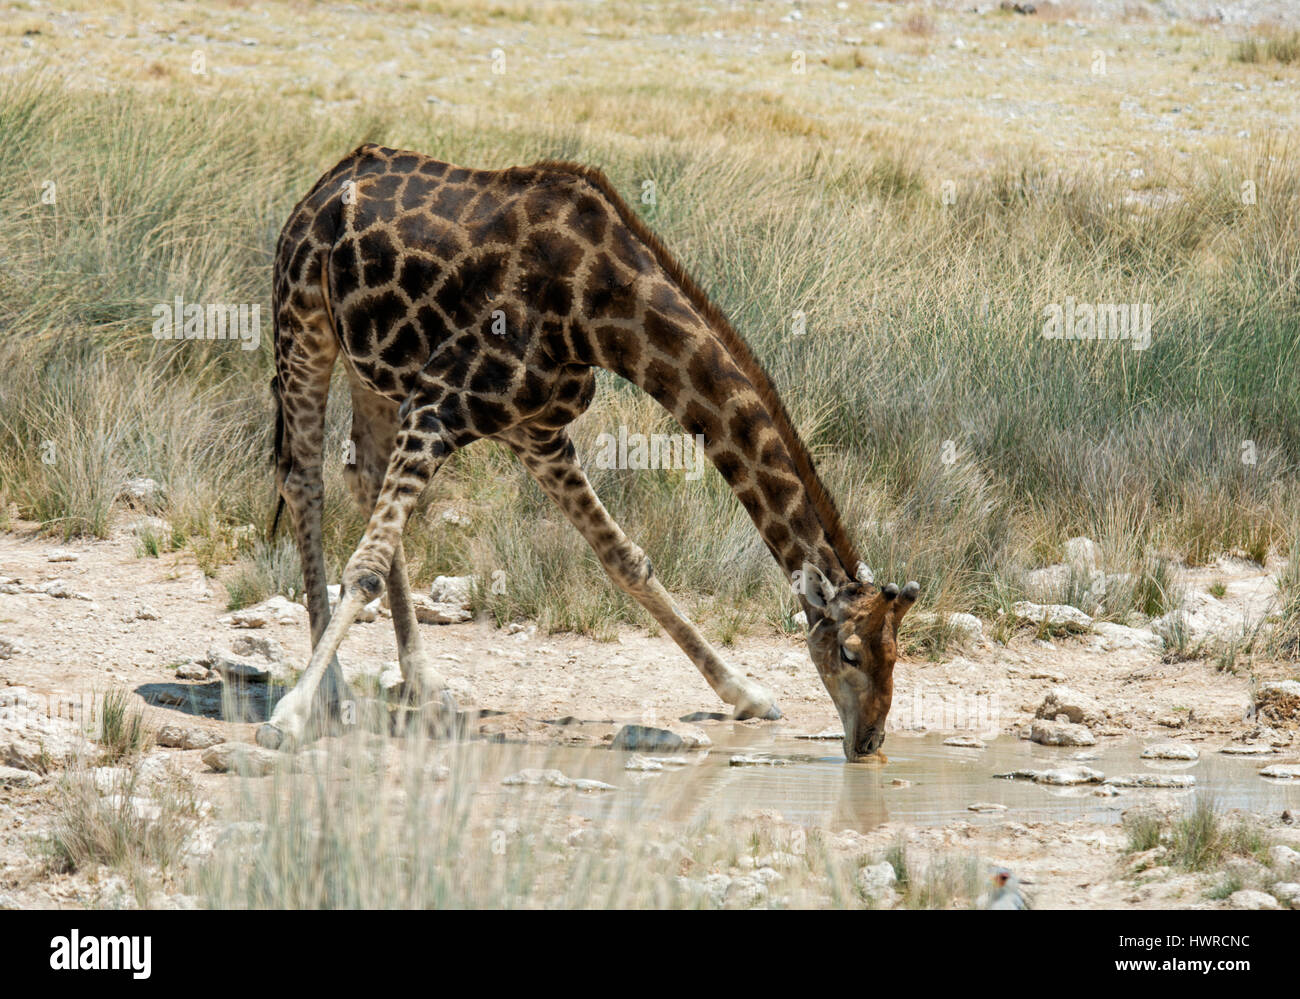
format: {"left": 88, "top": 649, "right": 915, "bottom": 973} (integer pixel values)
{"left": 463, "top": 728, "right": 1300, "bottom": 830}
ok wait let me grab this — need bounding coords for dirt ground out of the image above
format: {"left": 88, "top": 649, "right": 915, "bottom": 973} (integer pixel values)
{"left": 1, "top": 516, "right": 1297, "bottom": 909}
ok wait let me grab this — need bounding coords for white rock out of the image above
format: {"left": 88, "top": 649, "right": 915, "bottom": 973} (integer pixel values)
{"left": 119, "top": 477, "right": 161, "bottom": 507}
{"left": 40, "top": 579, "right": 91, "bottom": 600}
{"left": 501, "top": 768, "right": 613, "bottom": 790}
{"left": 175, "top": 661, "right": 213, "bottom": 681}
{"left": 1152, "top": 590, "right": 1246, "bottom": 644}
{"left": 1228, "top": 889, "right": 1279, "bottom": 910}
{"left": 1013, "top": 601, "right": 1093, "bottom": 629}
{"left": 1270, "top": 882, "right": 1300, "bottom": 908}
{"left": 1091, "top": 621, "right": 1163, "bottom": 653}
{"left": 947, "top": 612, "right": 983, "bottom": 644}
{"left": 47, "top": 548, "right": 78, "bottom": 562}
{"left": 1260, "top": 764, "right": 1300, "bottom": 780}
{"left": 1269, "top": 844, "right": 1300, "bottom": 877}
{"left": 0, "top": 638, "right": 24, "bottom": 659}
{"left": 429, "top": 575, "right": 474, "bottom": 608}
{"left": 1140, "top": 742, "right": 1199, "bottom": 761}
{"left": 1035, "top": 687, "right": 1102, "bottom": 726}
{"left": 1030, "top": 719, "right": 1096, "bottom": 747}
{"left": 157, "top": 724, "right": 223, "bottom": 750}
{"left": 411, "top": 594, "right": 472, "bottom": 624}
{"left": 943, "top": 735, "right": 986, "bottom": 749}
{"left": 223, "top": 594, "right": 308, "bottom": 628}
{"left": 856, "top": 861, "right": 898, "bottom": 897}
{"left": 0, "top": 764, "right": 42, "bottom": 787}
{"left": 1219, "top": 743, "right": 1276, "bottom": 755}
{"left": 996, "top": 766, "right": 1103, "bottom": 786}
{"left": 967, "top": 801, "right": 1007, "bottom": 812}
{"left": 728, "top": 754, "right": 792, "bottom": 767}
{"left": 201, "top": 743, "right": 280, "bottom": 776}
{"left": 1104, "top": 774, "right": 1196, "bottom": 789}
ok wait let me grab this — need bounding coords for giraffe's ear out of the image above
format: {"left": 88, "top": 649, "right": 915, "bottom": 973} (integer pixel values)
{"left": 855, "top": 562, "right": 873, "bottom": 585}
{"left": 800, "top": 562, "right": 837, "bottom": 610}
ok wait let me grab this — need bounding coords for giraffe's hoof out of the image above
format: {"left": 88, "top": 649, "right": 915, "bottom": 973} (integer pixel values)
{"left": 734, "top": 700, "right": 782, "bottom": 721}
{"left": 255, "top": 722, "right": 286, "bottom": 751}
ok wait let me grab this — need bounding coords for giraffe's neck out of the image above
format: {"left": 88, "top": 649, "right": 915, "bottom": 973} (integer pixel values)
{"left": 583, "top": 277, "right": 859, "bottom": 589}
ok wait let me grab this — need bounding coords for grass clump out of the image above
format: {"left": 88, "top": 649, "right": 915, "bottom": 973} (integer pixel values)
{"left": 93, "top": 688, "right": 152, "bottom": 763}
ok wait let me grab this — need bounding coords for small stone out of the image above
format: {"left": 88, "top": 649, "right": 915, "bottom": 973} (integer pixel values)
{"left": 856, "top": 861, "right": 898, "bottom": 898}
{"left": 967, "top": 801, "right": 1006, "bottom": 812}
{"left": 946, "top": 612, "right": 983, "bottom": 645}
{"left": 1012, "top": 601, "right": 1093, "bottom": 629}
{"left": 611, "top": 724, "right": 697, "bottom": 752}
{"left": 201, "top": 743, "right": 280, "bottom": 776}
{"left": 1140, "top": 742, "right": 1199, "bottom": 761}
{"left": 1269, "top": 883, "right": 1300, "bottom": 908}
{"left": 1269, "top": 844, "right": 1300, "bottom": 878}
{"left": 1035, "top": 687, "right": 1102, "bottom": 726}
{"left": 729, "top": 754, "right": 792, "bottom": 767}
{"left": 995, "top": 766, "right": 1103, "bottom": 786}
{"left": 943, "top": 735, "right": 986, "bottom": 749}
{"left": 1030, "top": 719, "right": 1096, "bottom": 747}
{"left": 1104, "top": 774, "right": 1196, "bottom": 789}
{"left": 157, "top": 724, "right": 223, "bottom": 750}
{"left": 47, "top": 549, "right": 78, "bottom": 562}
{"left": 1228, "top": 889, "right": 1280, "bottom": 910}
{"left": 429, "top": 575, "right": 474, "bottom": 608}
{"left": 411, "top": 594, "right": 472, "bottom": 624}
{"left": 0, "top": 765, "right": 42, "bottom": 787}
{"left": 120, "top": 477, "right": 161, "bottom": 508}
{"left": 890, "top": 778, "right": 911, "bottom": 787}
{"left": 175, "top": 661, "right": 213, "bottom": 681}
{"left": 1260, "top": 764, "right": 1300, "bottom": 780}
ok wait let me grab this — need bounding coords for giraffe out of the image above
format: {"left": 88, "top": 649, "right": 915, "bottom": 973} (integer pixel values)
{"left": 260, "top": 143, "right": 919, "bottom": 761}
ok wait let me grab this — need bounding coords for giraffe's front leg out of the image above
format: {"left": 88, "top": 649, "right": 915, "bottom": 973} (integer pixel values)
{"left": 258, "top": 401, "right": 465, "bottom": 750}
{"left": 500, "top": 426, "right": 781, "bottom": 721}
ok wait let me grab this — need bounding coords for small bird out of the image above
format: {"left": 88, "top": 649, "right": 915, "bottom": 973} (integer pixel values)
{"left": 984, "top": 867, "right": 1030, "bottom": 910}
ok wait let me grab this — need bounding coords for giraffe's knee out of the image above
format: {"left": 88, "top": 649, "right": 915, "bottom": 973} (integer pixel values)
{"left": 342, "top": 559, "right": 387, "bottom": 602}
{"left": 609, "top": 544, "right": 654, "bottom": 591}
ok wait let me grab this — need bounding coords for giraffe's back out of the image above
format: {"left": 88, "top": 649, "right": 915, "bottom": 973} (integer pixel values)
{"left": 274, "top": 143, "right": 609, "bottom": 437}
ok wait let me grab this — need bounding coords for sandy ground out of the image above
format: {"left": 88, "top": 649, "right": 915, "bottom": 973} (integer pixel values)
{"left": 1, "top": 516, "right": 1298, "bottom": 909}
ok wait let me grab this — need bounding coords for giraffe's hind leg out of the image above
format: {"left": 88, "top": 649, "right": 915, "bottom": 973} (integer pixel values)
{"left": 343, "top": 380, "right": 450, "bottom": 704}
{"left": 271, "top": 308, "right": 360, "bottom": 739}
{"left": 260, "top": 393, "right": 469, "bottom": 750}
{"left": 498, "top": 425, "right": 781, "bottom": 721}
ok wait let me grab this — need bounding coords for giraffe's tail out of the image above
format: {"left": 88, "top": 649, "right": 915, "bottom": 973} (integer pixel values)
{"left": 268, "top": 372, "right": 288, "bottom": 542}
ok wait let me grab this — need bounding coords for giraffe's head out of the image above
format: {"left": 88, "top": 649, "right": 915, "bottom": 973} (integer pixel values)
{"left": 799, "top": 562, "right": 918, "bottom": 762}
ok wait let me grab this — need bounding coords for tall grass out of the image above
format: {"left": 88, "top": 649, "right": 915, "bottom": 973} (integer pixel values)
{"left": 1, "top": 74, "right": 1297, "bottom": 636}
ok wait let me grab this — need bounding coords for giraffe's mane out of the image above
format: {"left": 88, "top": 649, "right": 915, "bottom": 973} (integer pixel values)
{"left": 532, "top": 158, "right": 861, "bottom": 578}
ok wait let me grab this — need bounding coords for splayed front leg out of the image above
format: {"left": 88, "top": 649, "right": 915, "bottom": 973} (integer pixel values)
{"left": 258, "top": 577, "right": 378, "bottom": 750}
{"left": 500, "top": 426, "right": 781, "bottom": 722}
{"left": 261, "top": 397, "right": 465, "bottom": 749}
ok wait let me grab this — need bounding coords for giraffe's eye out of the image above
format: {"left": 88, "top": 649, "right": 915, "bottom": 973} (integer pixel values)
{"left": 840, "top": 645, "right": 860, "bottom": 665}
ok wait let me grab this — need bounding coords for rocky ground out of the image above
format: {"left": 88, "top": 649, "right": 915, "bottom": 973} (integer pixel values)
{"left": 1, "top": 511, "right": 1297, "bottom": 909}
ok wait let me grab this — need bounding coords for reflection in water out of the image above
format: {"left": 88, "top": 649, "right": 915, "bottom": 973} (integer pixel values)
{"left": 457, "top": 727, "right": 1300, "bottom": 834}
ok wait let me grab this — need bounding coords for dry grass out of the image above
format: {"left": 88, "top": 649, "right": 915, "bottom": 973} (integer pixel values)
{"left": 0, "top": 5, "right": 1297, "bottom": 645}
